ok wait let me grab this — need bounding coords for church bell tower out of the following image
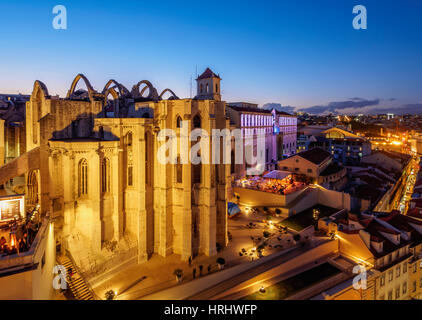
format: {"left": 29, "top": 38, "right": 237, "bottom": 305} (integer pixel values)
{"left": 195, "top": 67, "right": 221, "bottom": 101}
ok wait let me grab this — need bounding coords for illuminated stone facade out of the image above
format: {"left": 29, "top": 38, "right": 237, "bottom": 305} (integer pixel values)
{"left": 24, "top": 70, "right": 229, "bottom": 275}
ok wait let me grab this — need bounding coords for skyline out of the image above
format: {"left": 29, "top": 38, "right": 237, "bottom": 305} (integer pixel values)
{"left": 1, "top": 0, "right": 421, "bottom": 114}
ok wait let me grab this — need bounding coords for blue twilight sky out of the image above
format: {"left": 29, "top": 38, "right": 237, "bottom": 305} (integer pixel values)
{"left": 0, "top": 0, "right": 421, "bottom": 114}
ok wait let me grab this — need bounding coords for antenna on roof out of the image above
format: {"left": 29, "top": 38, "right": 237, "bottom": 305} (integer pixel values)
{"left": 190, "top": 74, "right": 192, "bottom": 99}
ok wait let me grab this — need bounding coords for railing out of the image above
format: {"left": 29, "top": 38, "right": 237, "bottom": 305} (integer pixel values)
{"left": 65, "top": 250, "right": 101, "bottom": 300}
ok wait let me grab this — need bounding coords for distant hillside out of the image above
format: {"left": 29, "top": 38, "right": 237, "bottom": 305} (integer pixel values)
{"left": 262, "top": 103, "right": 295, "bottom": 114}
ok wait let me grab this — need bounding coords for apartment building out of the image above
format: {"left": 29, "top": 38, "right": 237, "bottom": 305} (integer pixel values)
{"left": 318, "top": 210, "right": 422, "bottom": 300}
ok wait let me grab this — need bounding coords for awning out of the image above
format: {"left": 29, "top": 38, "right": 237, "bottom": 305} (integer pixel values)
{"left": 228, "top": 202, "right": 241, "bottom": 217}
{"left": 263, "top": 170, "right": 291, "bottom": 180}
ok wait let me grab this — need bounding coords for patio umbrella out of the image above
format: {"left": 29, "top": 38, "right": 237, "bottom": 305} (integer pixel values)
{"left": 228, "top": 202, "right": 241, "bottom": 217}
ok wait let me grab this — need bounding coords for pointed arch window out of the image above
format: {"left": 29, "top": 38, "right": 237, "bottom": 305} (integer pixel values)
{"left": 192, "top": 150, "right": 202, "bottom": 185}
{"left": 145, "top": 132, "right": 151, "bottom": 185}
{"left": 231, "top": 150, "right": 235, "bottom": 174}
{"left": 78, "top": 159, "right": 88, "bottom": 196}
{"left": 193, "top": 114, "right": 201, "bottom": 129}
{"left": 125, "top": 132, "right": 134, "bottom": 186}
{"left": 101, "top": 157, "right": 110, "bottom": 193}
{"left": 176, "top": 116, "right": 183, "bottom": 128}
{"left": 28, "top": 170, "right": 38, "bottom": 204}
{"left": 176, "top": 156, "right": 183, "bottom": 184}
{"left": 125, "top": 132, "right": 133, "bottom": 147}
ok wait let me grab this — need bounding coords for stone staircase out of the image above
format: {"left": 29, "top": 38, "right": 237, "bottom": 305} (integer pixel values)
{"left": 57, "top": 255, "right": 95, "bottom": 300}
{"left": 286, "top": 186, "right": 318, "bottom": 212}
{"left": 66, "top": 232, "right": 138, "bottom": 282}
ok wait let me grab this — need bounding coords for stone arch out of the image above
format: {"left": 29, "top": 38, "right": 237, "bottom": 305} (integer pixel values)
{"left": 30, "top": 81, "right": 49, "bottom": 145}
{"left": 102, "top": 79, "right": 130, "bottom": 97}
{"left": 159, "top": 88, "right": 179, "bottom": 100}
{"left": 67, "top": 74, "right": 96, "bottom": 101}
{"left": 102, "top": 80, "right": 130, "bottom": 116}
{"left": 104, "top": 86, "right": 119, "bottom": 100}
{"left": 33, "top": 80, "right": 49, "bottom": 98}
{"left": 131, "top": 80, "right": 159, "bottom": 101}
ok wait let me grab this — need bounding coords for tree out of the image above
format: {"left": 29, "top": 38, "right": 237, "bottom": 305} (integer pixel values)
{"left": 105, "top": 290, "right": 116, "bottom": 300}
{"left": 173, "top": 268, "right": 183, "bottom": 282}
{"left": 216, "top": 257, "right": 226, "bottom": 270}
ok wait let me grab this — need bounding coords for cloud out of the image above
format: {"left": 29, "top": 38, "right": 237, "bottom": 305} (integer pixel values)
{"left": 261, "top": 103, "right": 295, "bottom": 114}
{"left": 299, "top": 98, "right": 380, "bottom": 114}
{"left": 368, "top": 103, "right": 422, "bottom": 115}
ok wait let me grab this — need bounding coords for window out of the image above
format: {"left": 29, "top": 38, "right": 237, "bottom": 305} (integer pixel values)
{"left": 413, "top": 263, "right": 417, "bottom": 273}
{"left": 215, "top": 83, "right": 218, "bottom": 92}
{"left": 389, "top": 270, "right": 393, "bottom": 282}
{"left": 101, "top": 158, "right": 110, "bottom": 193}
{"left": 41, "top": 253, "right": 46, "bottom": 269}
{"left": 307, "top": 169, "right": 313, "bottom": 173}
{"left": 176, "top": 116, "right": 183, "bottom": 128}
{"left": 403, "top": 281, "right": 407, "bottom": 294}
{"left": 420, "top": 277, "right": 422, "bottom": 288}
{"left": 231, "top": 150, "right": 235, "bottom": 174}
{"left": 176, "top": 156, "right": 183, "bottom": 184}
{"left": 78, "top": 159, "right": 88, "bottom": 196}
{"left": 192, "top": 163, "right": 201, "bottom": 184}
{"left": 380, "top": 274, "right": 385, "bottom": 286}
{"left": 403, "top": 262, "right": 407, "bottom": 273}
{"left": 145, "top": 132, "right": 151, "bottom": 185}
{"left": 28, "top": 170, "right": 38, "bottom": 204}
{"left": 206, "top": 83, "right": 209, "bottom": 93}
{"left": 200, "top": 84, "right": 203, "bottom": 93}
{"left": 128, "top": 166, "right": 133, "bottom": 186}
{"left": 388, "top": 291, "right": 393, "bottom": 300}
{"left": 193, "top": 114, "right": 201, "bottom": 128}
{"left": 413, "top": 281, "right": 417, "bottom": 292}
{"left": 396, "top": 265, "right": 401, "bottom": 277}
{"left": 125, "top": 132, "right": 133, "bottom": 186}
{"left": 395, "top": 286, "right": 400, "bottom": 299}
{"left": 125, "top": 132, "right": 133, "bottom": 147}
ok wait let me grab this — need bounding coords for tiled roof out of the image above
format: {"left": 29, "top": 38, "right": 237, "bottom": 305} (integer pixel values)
{"left": 227, "top": 105, "right": 272, "bottom": 114}
{"left": 297, "top": 147, "right": 331, "bottom": 165}
{"left": 196, "top": 68, "right": 221, "bottom": 80}
{"left": 320, "top": 163, "right": 344, "bottom": 176}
